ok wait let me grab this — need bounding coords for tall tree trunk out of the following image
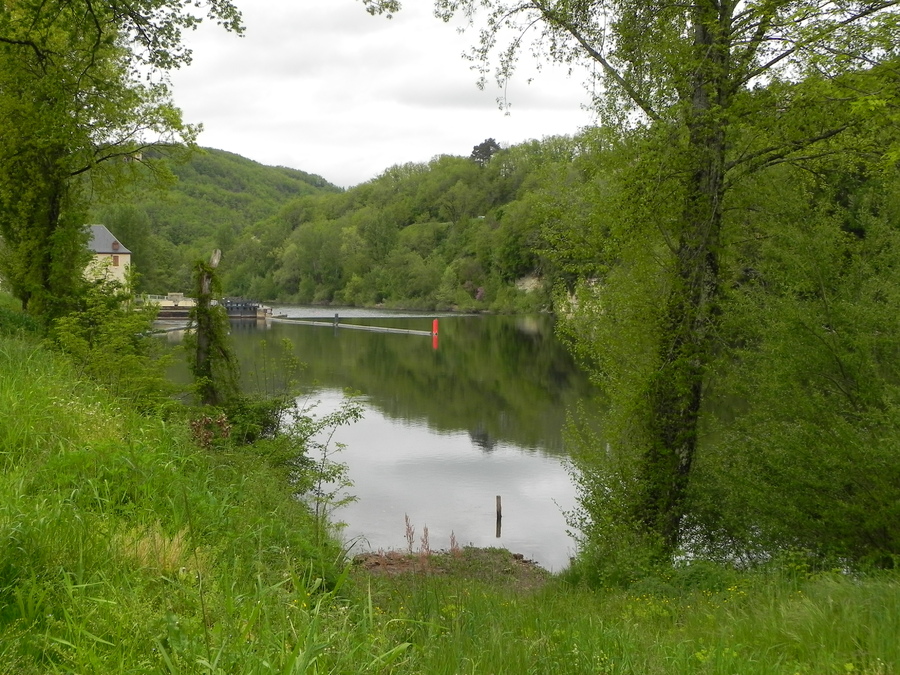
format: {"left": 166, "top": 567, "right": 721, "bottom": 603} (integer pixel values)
{"left": 636, "top": 0, "right": 730, "bottom": 555}
{"left": 17, "top": 177, "right": 63, "bottom": 317}
{"left": 191, "top": 249, "right": 236, "bottom": 407}
{"left": 3, "top": 146, "right": 83, "bottom": 320}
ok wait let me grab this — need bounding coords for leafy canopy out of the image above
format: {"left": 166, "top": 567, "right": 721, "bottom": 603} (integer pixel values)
{"left": 0, "top": 0, "right": 243, "bottom": 319}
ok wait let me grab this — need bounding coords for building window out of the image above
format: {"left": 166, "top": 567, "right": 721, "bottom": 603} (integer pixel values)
{"left": 112, "top": 255, "right": 119, "bottom": 267}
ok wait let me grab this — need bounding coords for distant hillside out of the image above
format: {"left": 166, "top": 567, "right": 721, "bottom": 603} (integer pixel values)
{"left": 91, "top": 147, "right": 342, "bottom": 294}
{"left": 161, "top": 149, "right": 338, "bottom": 229}
{"left": 216, "top": 136, "right": 578, "bottom": 310}
{"left": 89, "top": 140, "right": 565, "bottom": 312}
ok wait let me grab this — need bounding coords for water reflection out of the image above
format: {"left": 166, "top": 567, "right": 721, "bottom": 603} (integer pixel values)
{"left": 165, "top": 312, "right": 597, "bottom": 569}
{"left": 469, "top": 426, "right": 498, "bottom": 452}
{"left": 308, "top": 389, "right": 579, "bottom": 571}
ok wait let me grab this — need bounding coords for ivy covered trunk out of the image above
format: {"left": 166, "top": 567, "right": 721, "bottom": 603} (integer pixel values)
{"left": 635, "top": 0, "right": 730, "bottom": 556}
{"left": 0, "top": 143, "right": 88, "bottom": 320}
{"left": 190, "top": 249, "right": 238, "bottom": 407}
{"left": 193, "top": 283, "right": 219, "bottom": 407}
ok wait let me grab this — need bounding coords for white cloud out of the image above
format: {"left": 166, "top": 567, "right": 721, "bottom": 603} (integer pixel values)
{"left": 169, "top": 0, "right": 596, "bottom": 187}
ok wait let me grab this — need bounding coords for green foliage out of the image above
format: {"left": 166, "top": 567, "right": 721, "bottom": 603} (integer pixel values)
{"left": 49, "top": 278, "right": 176, "bottom": 413}
{"left": 257, "top": 145, "right": 577, "bottom": 310}
{"left": 93, "top": 149, "right": 342, "bottom": 294}
{"left": 0, "top": 333, "right": 363, "bottom": 671}
{"left": 563, "top": 404, "right": 666, "bottom": 588}
{"left": 0, "top": 297, "right": 40, "bottom": 338}
{"left": 110, "top": 138, "right": 575, "bottom": 310}
{"left": 281, "top": 395, "right": 365, "bottom": 547}
{"left": 364, "top": 553, "right": 900, "bottom": 675}
{"left": 548, "top": 72, "right": 900, "bottom": 571}
{"left": 419, "top": 0, "right": 900, "bottom": 562}
{"left": 688, "top": 158, "right": 900, "bottom": 564}
{"left": 185, "top": 253, "right": 241, "bottom": 407}
{"left": 3, "top": 296, "right": 900, "bottom": 674}
{"left": 0, "top": 0, "right": 239, "bottom": 321}
{"left": 470, "top": 137, "right": 502, "bottom": 166}
{"left": 222, "top": 395, "right": 287, "bottom": 446}
{"left": 94, "top": 205, "right": 164, "bottom": 292}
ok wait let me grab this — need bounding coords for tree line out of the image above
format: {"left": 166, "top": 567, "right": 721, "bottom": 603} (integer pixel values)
{"left": 88, "top": 137, "right": 566, "bottom": 312}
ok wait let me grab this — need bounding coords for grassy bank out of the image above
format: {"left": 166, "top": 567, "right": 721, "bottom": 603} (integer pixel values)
{"left": 360, "top": 550, "right": 900, "bottom": 674}
{"left": 0, "top": 331, "right": 392, "bottom": 672}
{"left": 1, "top": 322, "right": 899, "bottom": 673}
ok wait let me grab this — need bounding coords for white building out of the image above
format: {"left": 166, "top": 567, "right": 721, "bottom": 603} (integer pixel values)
{"left": 86, "top": 224, "right": 131, "bottom": 284}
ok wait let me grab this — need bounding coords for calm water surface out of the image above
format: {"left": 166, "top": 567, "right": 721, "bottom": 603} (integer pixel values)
{"left": 166, "top": 309, "right": 597, "bottom": 570}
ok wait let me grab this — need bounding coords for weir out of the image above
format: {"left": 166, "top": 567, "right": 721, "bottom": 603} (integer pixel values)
{"left": 270, "top": 316, "right": 438, "bottom": 338}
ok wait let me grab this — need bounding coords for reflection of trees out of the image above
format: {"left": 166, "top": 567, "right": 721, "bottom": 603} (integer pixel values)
{"left": 219, "top": 316, "right": 598, "bottom": 455}
{"left": 469, "top": 426, "right": 497, "bottom": 452}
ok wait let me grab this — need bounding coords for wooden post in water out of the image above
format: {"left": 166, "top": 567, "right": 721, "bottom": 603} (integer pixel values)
{"left": 496, "top": 495, "right": 502, "bottom": 538}
{"left": 432, "top": 318, "right": 439, "bottom": 350}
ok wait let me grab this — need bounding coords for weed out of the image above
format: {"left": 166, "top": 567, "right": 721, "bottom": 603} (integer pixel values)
{"left": 188, "top": 412, "right": 231, "bottom": 449}
{"left": 405, "top": 514, "right": 415, "bottom": 555}
{"left": 418, "top": 525, "right": 431, "bottom": 568}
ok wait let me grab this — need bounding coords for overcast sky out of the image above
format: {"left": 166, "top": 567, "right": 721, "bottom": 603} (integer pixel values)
{"left": 168, "top": 0, "right": 597, "bottom": 188}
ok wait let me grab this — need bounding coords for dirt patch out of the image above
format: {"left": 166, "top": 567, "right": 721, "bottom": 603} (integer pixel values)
{"left": 353, "top": 546, "right": 551, "bottom": 593}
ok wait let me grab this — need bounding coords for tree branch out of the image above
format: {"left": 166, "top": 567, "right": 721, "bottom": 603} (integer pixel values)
{"left": 729, "top": 1, "right": 782, "bottom": 91}
{"left": 0, "top": 35, "right": 52, "bottom": 64}
{"left": 737, "top": 0, "right": 900, "bottom": 87}
{"left": 725, "top": 124, "right": 848, "bottom": 175}
{"left": 533, "top": 1, "right": 661, "bottom": 121}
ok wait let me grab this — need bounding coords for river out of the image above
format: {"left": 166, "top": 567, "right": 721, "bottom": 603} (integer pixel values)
{"left": 163, "top": 308, "right": 598, "bottom": 570}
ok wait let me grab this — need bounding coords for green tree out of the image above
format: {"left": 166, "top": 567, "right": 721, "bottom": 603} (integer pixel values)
{"left": 470, "top": 138, "right": 502, "bottom": 166}
{"left": 0, "top": 0, "right": 242, "bottom": 320}
{"left": 94, "top": 205, "right": 163, "bottom": 292}
{"left": 361, "top": 0, "right": 900, "bottom": 559}
{"left": 50, "top": 275, "right": 175, "bottom": 413}
{"left": 685, "top": 120, "right": 900, "bottom": 563}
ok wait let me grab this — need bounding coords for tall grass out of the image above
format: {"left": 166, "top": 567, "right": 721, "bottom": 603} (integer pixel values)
{"left": 359, "top": 562, "right": 900, "bottom": 674}
{"left": 0, "top": 332, "right": 404, "bottom": 672}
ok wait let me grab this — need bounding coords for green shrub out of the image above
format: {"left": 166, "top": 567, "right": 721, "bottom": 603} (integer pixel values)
{"left": 0, "top": 306, "right": 40, "bottom": 337}
{"left": 49, "top": 279, "right": 176, "bottom": 413}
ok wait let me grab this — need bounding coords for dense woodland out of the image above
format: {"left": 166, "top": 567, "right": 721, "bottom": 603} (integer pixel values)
{"left": 89, "top": 149, "right": 340, "bottom": 297}
{"left": 2, "top": 0, "right": 900, "bottom": 669}
{"left": 95, "top": 139, "right": 566, "bottom": 312}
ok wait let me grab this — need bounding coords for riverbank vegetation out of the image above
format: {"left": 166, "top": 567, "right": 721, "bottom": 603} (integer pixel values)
{"left": 360, "top": 0, "right": 900, "bottom": 581}
{"left": 1, "top": 305, "right": 899, "bottom": 672}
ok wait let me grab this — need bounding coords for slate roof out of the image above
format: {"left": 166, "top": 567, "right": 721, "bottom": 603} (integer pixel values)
{"left": 87, "top": 224, "right": 131, "bottom": 254}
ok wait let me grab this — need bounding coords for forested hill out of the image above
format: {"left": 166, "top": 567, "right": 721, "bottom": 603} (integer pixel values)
{"left": 90, "top": 147, "right": 342, "bottom": 294}
{"left": 99, "top": 138, "right": 572, "bottom": 312}
{"left": 218, "top": 137, "right": 580, "bottom": 311}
